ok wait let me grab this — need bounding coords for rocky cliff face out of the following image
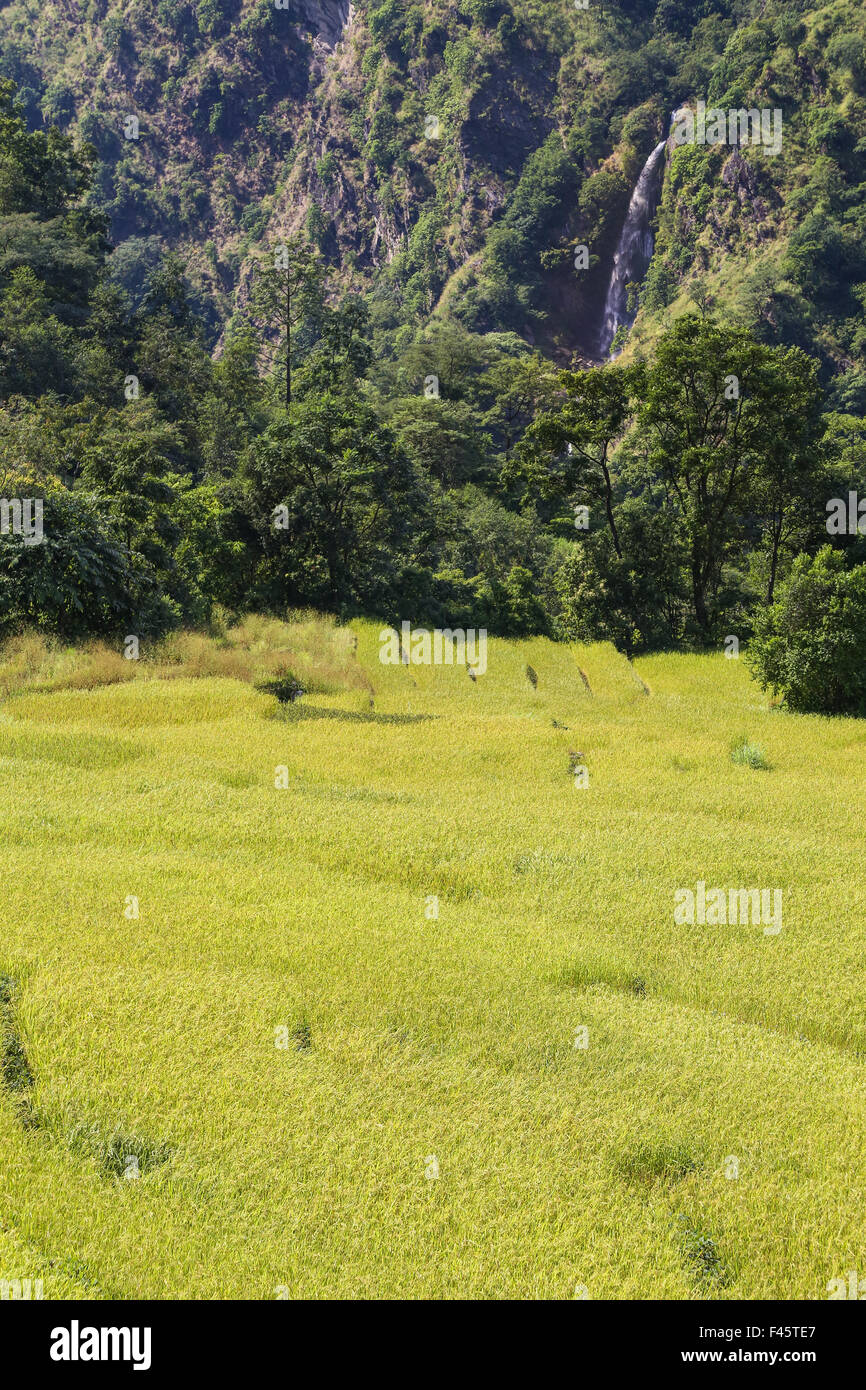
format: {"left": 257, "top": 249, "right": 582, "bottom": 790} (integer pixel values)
{"left": 294, "top": 1, "right": 352, "bottom": 48}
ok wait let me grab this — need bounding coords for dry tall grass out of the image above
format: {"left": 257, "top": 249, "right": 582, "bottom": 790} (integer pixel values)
{"left": 0, "top": 613, "right": 372, "bottom": 701}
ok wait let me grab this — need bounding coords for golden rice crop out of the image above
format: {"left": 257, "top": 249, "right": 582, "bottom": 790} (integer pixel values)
{"left": 0, "top": 622, "right": 864, "bottom": 1298}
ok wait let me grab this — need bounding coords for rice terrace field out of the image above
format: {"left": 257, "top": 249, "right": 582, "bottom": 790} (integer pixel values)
{"left": 1, "top": 615, "right": 866, "bottom": 1301}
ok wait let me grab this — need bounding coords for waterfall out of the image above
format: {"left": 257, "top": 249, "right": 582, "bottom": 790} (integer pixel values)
{"left": 598, "top": 137, "right": 668, "bottom": 359}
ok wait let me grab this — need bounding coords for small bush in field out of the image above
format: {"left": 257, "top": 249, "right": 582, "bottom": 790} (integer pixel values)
{"left": 748, "top": 548, "right": 866, "bottom": 716}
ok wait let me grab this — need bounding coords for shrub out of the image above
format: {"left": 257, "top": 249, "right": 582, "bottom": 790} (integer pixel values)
{"left": 0, "top": 480, "right": 178, "bottom": 642}
{"left": 748, "top": 547, "right": 866, "bottom": 715}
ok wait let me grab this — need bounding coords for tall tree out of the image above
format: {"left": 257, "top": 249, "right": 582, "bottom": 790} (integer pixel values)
{"left": 746, "top": 347, "right": 825, "bottom": 603}
{"left": 245, "top": 391, "right": 420, "bottom": 608}
{"left": 634, "top": 317, "right": 822, "bottom": 636}
{"left": 510, "top": 364, "right": 637, "bottom": 557}
{"left": 250, "top": 234, "right": 322, "bottom": 407}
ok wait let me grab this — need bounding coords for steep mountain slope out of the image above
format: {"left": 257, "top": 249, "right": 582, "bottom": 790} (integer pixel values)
{"left": 0, "top": 0, "right": 864, "bottom": 384}
{"left": 0, "top": 0, "right": 595, "bottom": 347}
{"left": 634, "top": 2, "right": 866, "bottom": 407}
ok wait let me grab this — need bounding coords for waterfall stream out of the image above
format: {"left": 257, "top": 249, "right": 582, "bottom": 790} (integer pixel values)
{"left": 598, "top": 137, "right": 668, "bottom": 359}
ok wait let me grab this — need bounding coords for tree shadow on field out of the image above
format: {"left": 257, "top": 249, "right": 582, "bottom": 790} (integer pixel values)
{"left": 282, "top": 704, "right": 437, "bottom": 726}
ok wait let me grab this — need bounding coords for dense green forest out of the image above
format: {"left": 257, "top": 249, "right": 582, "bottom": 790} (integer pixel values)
{"left": 2, "top": 0, "right": 866, "bottom": 708}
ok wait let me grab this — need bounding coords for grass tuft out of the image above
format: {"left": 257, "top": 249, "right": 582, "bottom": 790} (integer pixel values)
{"left": 615, "top": 1139, "right": 699, "bottom": 1186}
{"left": 730, "top": 735, "right": 771, "bottom": 769}
{"left": 677, "top": 1216, "right": 730, "bottom": 1288}
{"left": 557, "top": 954, "right": 646, "bottom": 997}
{"left": 0, "top": 974, "right": 34, "bottom": 1094}
{"left": 66, "top": 1122, "right": 172, "bottom": 1180}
